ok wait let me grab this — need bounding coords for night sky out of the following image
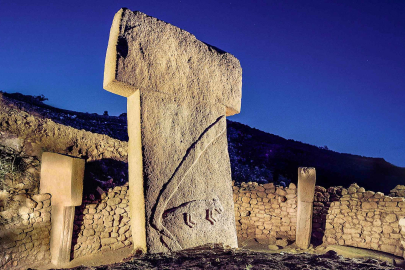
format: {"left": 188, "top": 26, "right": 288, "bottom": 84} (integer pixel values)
{"left": 1, "top": 0, "right": 404, "bottom": 168}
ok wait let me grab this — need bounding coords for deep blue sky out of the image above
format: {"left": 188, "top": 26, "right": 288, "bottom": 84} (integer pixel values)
{"left": 1, "top": 0, "right": 404, "bottom": 168}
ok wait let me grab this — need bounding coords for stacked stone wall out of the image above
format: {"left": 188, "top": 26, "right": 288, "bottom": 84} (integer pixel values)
{"left": 0, "top": 193, "right": 51, "bottom": 269}
{"left": 233, "top": 182, "right": 297, "bottom": 242}
{"left": 389, "top": 185, "right": 405, "bottom": 197}
{"left": 71, "top": 185, "right": 132, "bottom": 258}
{"left": 324, "top": 183, "right": 405, "bottom": 257}
{"left": 311, "top": 186, "right": 344, "bottom": 245}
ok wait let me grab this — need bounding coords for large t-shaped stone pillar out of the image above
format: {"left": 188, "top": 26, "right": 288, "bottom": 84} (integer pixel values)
{"left": 104, "top": 8, "right": 242, "bottom": 253}
{"left": 40, "top": 152, "right": 84, "bottom": 265}
{"left": 296, "top": 167, "right": 316, "bottom": 249}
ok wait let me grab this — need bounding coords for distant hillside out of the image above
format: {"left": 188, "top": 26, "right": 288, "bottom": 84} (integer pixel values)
{"left": 227, "top": 120, "right": 405, "bottom": 193}
{"left": 2, "top": 92, "right": 404, "bottom": 194}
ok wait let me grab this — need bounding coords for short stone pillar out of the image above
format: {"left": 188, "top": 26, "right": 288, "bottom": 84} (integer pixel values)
{"left": 40, "top": 152, "right": 85, "bottom": 266}
{"left": 103, "top": 8, "right": 241, "bottom": 253}
{"left": 399, "top": 218, "right": 405, "bottom": 259}
{"left": 296, "top": 167, "right": 316, "bottom": 249}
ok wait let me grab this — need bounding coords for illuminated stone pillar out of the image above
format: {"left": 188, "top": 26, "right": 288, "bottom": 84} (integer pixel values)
{"left": 399, "top": 218, "right": 405, "bottom": 259}
{"left": 296, "top": 167, "right": 316, "bottom": 249}
{"left": 40, "top": 152, "right": 84, "bottom": 266}
{"left": 103, "top": 8, "right": 242, "bottom": 253}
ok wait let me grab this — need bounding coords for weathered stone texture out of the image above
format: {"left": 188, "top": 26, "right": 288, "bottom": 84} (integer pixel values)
{"left": 389, "top": 185, "right": 405, "bottom": 198}
{"left": 71, "top": 185, "right": 132, "bottom": 258}
{"left": 323, "top": 183, "right": 405, "bottom": 257}
{"left": 103, "top": 8, "right": 240, "bottom": 253}
{"left": 40, "top": 152, "right": 84, "bottom": 207}
{"left": 0, "top": 193, "right": 51, "bottom": 269}
{"left": 296, "top": 167, "right": 316, "bottom": 249}
{"left": 142, "top": 92, "right": 237, "bottom": 253}
{"left": 104, "top": 9, "right": 242, "bottom": 116}
{"left": 233, "top": 182, "right": 297, "bottom": 245}
{"left": 311, "top": 186, "right": 344, "bottom": 245}
{"left": 0, "top": 93, "right": 128, "bottom": 164}
{"left": 40, "top": 152, "right": 85, "bottom": 266}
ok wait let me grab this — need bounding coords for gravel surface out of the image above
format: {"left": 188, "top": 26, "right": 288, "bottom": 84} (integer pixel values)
{"left": 49, "top": 245, "right": 401, "bottom": 270}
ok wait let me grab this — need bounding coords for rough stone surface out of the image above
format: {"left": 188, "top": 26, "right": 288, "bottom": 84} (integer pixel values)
{"left": 103, "top": 8, "right": 240, "bottom": 253}
{"left": 40, "top": 152, "right": 85, "bottom": 266}
{"left": 64, "top": 245, "right": 401, "bottom": 270}
{"left": 103, "top": 8, "right": 242, "bottom": 116}
{"left": 233, "top": 182, "right": 297, "bottom": 242}
{"left": 0, "top": 193, "right": 51, "bottom": 269}
{"left": 296, "top": 167, "right": 316, "bottom": 249}
{"left": 141, "top": 92, "right": 237, "bottom": 253}
{"left": 40, "top": 153, "right": 85, "bottom": 207}
{"left": 71, "top": 185, "right": 133, "bottom": 259}
{"left": 323, "top": 184, "right": 405, "bottom": 257}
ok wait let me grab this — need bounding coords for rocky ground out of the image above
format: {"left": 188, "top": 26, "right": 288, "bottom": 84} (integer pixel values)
{"left": 43, "top": 244, "right": 402, "bottom": 270}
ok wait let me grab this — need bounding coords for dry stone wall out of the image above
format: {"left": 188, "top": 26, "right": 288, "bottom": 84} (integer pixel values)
{"left": 311, "top": 186, "right": 344, "bottom": 245}
{"left": 0, "top": 193, "right": 51, "bottom": 269}
{"left": 71, "top": 185, "right": 132, "bottom": 258}
{"left": 324, "top": 183, "right": 405, "bottom": 257}
{"left": 0, "top": 93, "right": 128, "bottom": 197}
{"left": 233, "top": 181, "right": 297, "bottom": 244}
{"left": 389, "top": 185, "right": 405, "bottom": 198}
{"left": 2, "top": 93, "right": 405, "bottom": 264}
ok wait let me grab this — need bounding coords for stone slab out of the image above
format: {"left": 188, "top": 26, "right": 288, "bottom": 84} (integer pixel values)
{"left": 104, "top": 8, "right": 242, "bottom": 116}
{"left": 296, "top": 167, "right": 316, "bottom": 249}
{"left": 103, "top": 8, "right": 240, "bottom": 254}
{"left": 40, "top": 152, "right": 85, "bottom": 206}
{"left": 127, "top": 91, "right": 147, "bottom": 252}
{"left": 297, "top": 167, "right": 316, "bottom": 203}
{"left": 50, "top": 205, "right": 75, "bottom": 266}
{"left": 40, "top": 152, "right": 85, "bottom": 266}
{"left": 140, "top": 91, "right": 238, "bottom": 253}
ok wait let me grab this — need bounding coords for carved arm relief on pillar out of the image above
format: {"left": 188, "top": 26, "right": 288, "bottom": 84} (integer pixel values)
{"left": 151, "top": 116, "right": 226, "bottom": 250}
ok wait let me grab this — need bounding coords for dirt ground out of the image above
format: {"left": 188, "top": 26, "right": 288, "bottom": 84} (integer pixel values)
{"left": 36, "top": 239, "right": 405, "bottom": 270}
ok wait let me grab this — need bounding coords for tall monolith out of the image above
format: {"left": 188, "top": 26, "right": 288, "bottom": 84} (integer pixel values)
{"left": 296, "top": 167, "right": 316, "bottom": 249}
{"left": 103, "top": 8, "right": 242, "bottom": 253}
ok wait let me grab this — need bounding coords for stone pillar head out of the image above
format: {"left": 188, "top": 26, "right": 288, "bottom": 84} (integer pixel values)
{"left": 296, "top": 167, "right": 316, "bottom": 249}
{"left": 103, "top": 8, "right": 242, "bottom": 116}
{"left": 40, "top": 152, "right": 84, "bottom": 206}
{"left": 297, "top": 167, "right": 316, "bottom": 203}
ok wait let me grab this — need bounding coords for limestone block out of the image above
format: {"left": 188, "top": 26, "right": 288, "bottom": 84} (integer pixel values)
{"left": 296, "top": 167, "right": 316, "bottom": 249}
{"left": 49, "top": 205, "right": 75, "bottom": 265}
{"left": 40, "top": 152, "right": 85, "bottom": 266}
{"left": 40, "top": 152, "right": 84, "bottom": 207}
{"left": 385, "top": 214, "right": 397, "bottom": 223}
{"left": 104, "top": 8, "right": 242, "bottom": 116}
{"left": 103, "top": 8, "right": 240, "bottom": 254}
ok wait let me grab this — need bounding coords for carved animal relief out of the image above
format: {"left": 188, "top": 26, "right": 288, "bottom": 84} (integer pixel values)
{"left": 103, "top": 8, "right": 241, "bottom": 253}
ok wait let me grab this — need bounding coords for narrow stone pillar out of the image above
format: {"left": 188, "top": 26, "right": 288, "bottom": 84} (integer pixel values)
{"left": 103, "top": 8, "right": 242, "bottom": 253}
{"left": 40, "top": 152, "right": 84, "bottom": 266}
{"left": 399, "top": 218, "right": 405, "bottom": 259}
{"left": 296, "top": 167, "right": 316, "bottom": 249}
